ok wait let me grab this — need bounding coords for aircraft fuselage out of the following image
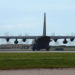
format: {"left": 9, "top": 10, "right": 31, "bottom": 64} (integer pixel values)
{"left": 32, "top": 36, "right": 50, "bottom": 51}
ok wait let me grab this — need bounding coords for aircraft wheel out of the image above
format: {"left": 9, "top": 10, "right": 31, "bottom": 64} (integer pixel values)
{"left": 37, "top": 48, "right": 40, "bottom": 51}
{"left": 32, "top": 48, "right": 36, "bottom": 51}
{"left": 46, "top": 48, "right": 49, "bottom": 51}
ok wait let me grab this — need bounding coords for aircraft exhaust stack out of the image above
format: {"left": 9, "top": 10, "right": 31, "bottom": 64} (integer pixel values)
{"left": 43, "top": 13, "right": 46, "bottom": 36}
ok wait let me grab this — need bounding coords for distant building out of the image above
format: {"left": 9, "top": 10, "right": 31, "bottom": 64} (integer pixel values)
{"left": 0, "top": 44, "right": 32, "bottom": 49}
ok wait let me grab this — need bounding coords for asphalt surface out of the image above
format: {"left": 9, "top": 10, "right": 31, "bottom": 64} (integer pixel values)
{"left": 0, "top": 49, "right": 75, "bottom": 53}
{"left": 0, "top": 69, "right": 75, "bottom": 75}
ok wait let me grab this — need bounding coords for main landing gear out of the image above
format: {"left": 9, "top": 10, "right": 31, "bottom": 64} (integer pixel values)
{"left": 32, "top": 48, "right": 50, "bottom": 51}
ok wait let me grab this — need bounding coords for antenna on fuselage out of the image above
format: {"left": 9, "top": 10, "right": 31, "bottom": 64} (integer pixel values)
{"left": 43, "top": 13, "right": 46, "bottom": 36}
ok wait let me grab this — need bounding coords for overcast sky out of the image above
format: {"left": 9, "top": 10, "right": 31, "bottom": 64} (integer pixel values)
{"left": 0, "top": 0, "right": 75, "bottom": 36}
{"left": 0, "top": 0, "right": 75, "bottom": 45}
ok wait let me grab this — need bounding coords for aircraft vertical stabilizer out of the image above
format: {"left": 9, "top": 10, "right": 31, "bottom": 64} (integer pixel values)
{"left": 43, "top": 13, "right": 46, "bottom": 36}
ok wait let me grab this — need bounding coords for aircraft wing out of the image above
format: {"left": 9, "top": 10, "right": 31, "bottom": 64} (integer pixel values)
{"left": 49, "top": 36, "right": 75, "bottom": 39}
{"left": 0, "top": 36, "right": 41, "bottom": 39}
{"left": 0, "top": 36, "right": 75, "bottom": 39}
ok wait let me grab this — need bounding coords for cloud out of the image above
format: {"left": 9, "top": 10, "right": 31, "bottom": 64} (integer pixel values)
{"left": 0, "top": 24, "right": 35, "bottom": 30}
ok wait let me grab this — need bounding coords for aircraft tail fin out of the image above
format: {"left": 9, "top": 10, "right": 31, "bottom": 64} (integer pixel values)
{"left": 43, "top": 13, "right": 46, "bottom": 36}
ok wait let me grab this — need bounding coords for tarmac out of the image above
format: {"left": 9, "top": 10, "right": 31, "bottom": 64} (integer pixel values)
{"left": 0, "top": 69, "right": 75, "bottom": 75}
{"left": 0, "top": 49, "right": 75, "bottom": 53}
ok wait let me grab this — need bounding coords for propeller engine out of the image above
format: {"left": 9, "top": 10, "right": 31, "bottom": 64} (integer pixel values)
{"left": 54, "top": 39, "right": 58, "bottom": 42}
{"left": 63, "top": 39, "right": 68, "bottom": 44}
{"left": 14, "top": 39, "right": 18, "bottom": 44}
{"left": 22, "top": 38, "right": 26, "bottom": 42}
{"left": 70, "top": 38, "right": 74, "bottom": 42}
{"left": 6, "top": 38, "right": 10, "bottom": 42}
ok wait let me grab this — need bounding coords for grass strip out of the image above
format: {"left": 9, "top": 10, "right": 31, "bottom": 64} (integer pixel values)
{"left": 0, "top": 52, "right": 75, "bottom": 69}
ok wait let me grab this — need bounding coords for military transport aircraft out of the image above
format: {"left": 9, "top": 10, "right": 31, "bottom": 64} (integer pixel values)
{"left": 0, "top": 13, "right": 75, "bottom": 51}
